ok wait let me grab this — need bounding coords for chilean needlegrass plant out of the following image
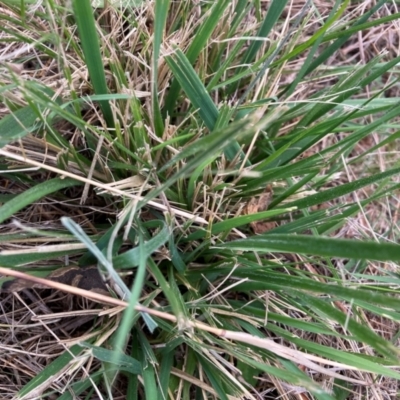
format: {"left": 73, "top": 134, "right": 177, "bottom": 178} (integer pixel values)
{"left": 1, "top": 0, "right": 400, "bottom": 398}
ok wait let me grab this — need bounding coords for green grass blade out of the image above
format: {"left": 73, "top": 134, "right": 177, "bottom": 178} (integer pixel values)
{"left": 241, "top": 0, "right": 289, "bottom": 66}
{"left": 138, "top": 330, "right": 159, "bottom": 400}
{"left": 62, "top": 217, "right": 158, "bottom": 331}
{"left": 185, "top": 208, "right": 294, "bottom": 242}
{"left": 152, "top": 0, "right": 171, "bottom": 136}
{"left": 0, "top": 178, "right": 81, "bottom": 224}
{"left": 112, "top": 222, "right": 169, "bottom": 268}
{"left": 232, "top": 352, "right": 336, "bottom": 400}
{"left": 18, "top": 345, "right": 83, "bottom": 399}
{"left": 61, "top": 217, "right": 130, "bottom": 295}
{"left": 71, "top": 0, "right": 114, "bottom": 127}
{"left": 303, "top": 0, "right": 388, "bottom": 76}
{"left": 197, "top": 357, "right": 230, "bottom": 400}
{"left": 282, "top": 166, "right": 400, "bottom": 210}
{"left": 294, "top": 292, "right": 398, "bottom": 360}
{"left": 231, "top": 268, "right": 400, "bottom": 310}
{"left": 57, "top": 372, "right": 102, "bottom": 400}
{"left": 109, "top": 232, "right": 156, "bottom": 382}
{"left": 143, "top": 117, "right": 252, "bottom": 206}
{"left": 2, "top": 1, "right": 400, "bottom": 397}
{"left": 0, "top": 106, "right": 39, "bottom": 147}
{"left": 163, "top": 0, "right": 231, "bottom": 117}
{"left": 157, "top": 348, "right": 173, "bottom": 400}
{"left": 221, "top": 234, "right": 400, "bottom": 261}
{"left": 0, "top": 248, "right": 82, "bottom": 267}
{"left": 165, "top": 48, "right": 219, "bottom": 131}
{"left": 79, "top": 342, "right": 142, "bottom": 374}
{"left": 283, "top": 0, "right": 348, "bottom": 98}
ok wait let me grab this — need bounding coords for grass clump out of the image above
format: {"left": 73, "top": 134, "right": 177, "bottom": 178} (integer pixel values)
{"left": 1, "top": 0, "right": 400, "bottom": 399}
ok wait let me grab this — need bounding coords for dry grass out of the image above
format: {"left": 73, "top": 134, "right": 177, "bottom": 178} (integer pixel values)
{"left": 1, "top": 1, "right": 400, "bottom": 399}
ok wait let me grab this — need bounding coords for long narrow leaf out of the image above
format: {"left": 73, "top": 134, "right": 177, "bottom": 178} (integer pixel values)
{"left": 0, "top": 178, "right": 81, "bottom": 224}
{"left": 0, "top": 106, "right": 39, "bottom": 147}
{"left": 282, "top": 166, "right": 400, "bottom": 210}
{"left": 220, "top": 234, "right": 400, "bottom": 261}
{"left": 163, "top": 0, "right": 231, "bottom": 117}
{"left": 152, "top": 0, "right": 171, "bottom": 136}
{"left": 71, "top": 0, "right": 114, "bottom": 127}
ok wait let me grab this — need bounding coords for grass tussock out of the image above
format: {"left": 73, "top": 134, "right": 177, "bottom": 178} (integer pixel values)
{"left": 0, "top": 0, "right": 400, "bottom": 399}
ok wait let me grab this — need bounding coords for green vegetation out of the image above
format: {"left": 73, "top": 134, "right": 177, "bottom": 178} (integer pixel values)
{"left": 1, "top": 0, "right": 400, "bottom": 398}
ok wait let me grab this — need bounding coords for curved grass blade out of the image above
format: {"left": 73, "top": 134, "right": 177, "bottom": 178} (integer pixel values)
{"left": 61, "top": 217, "right": 130, "bottom": 295}
{"left": 105, "top": 232, "right": 151, "bottom": 385}
{"left": 0, "top": 177, "right": 81, "bottom": 224}
{"left": 61, "top": 217, "right": 158, "bottom": 331}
